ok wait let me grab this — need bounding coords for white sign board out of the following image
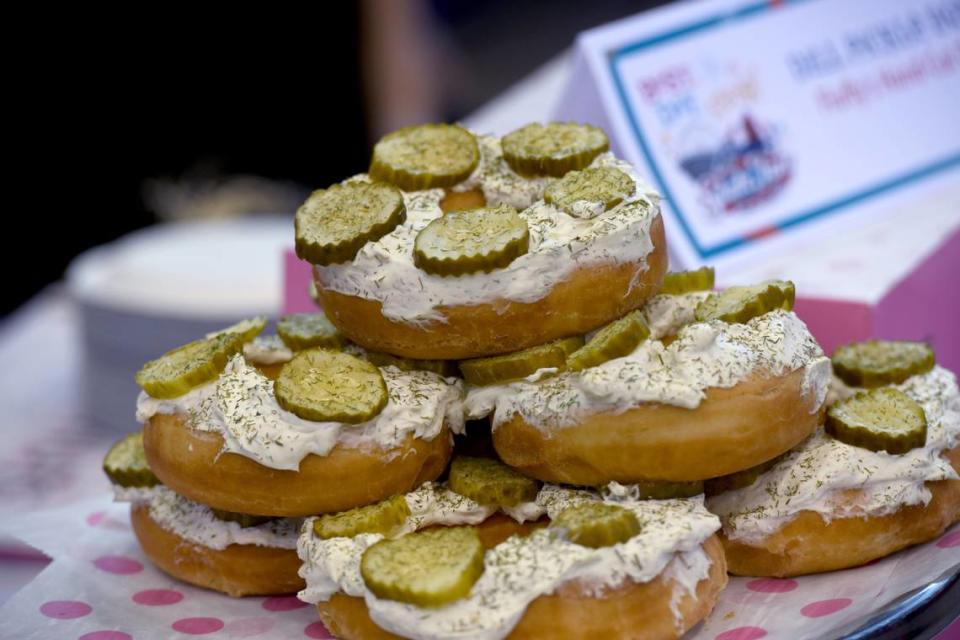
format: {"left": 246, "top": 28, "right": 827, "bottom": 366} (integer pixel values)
{"left": 555, "top": 0, "right": 960, "bottom": 272}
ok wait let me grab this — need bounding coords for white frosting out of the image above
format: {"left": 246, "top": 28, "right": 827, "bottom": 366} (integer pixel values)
{"left": 136, "top": 355, "right": 465, "bottom": 471}
{"left": 113, "top": 484, "right": 300, "bottom": 550}
{"left": 298, "top": 483, "right": 719, "bottom": 640}
{"left": 709, "top": 367, "right": 960, "bottom": 543}
{"left": 314, "top": 135, "right": 662, "bottom": 326}
{"left": 465, "top": 310, "right": 829, "bottom": 428}
{"left": 639, "top": 291, "right": 713, "bottom": 340}
{"left": 242, "top": 335, "right": 293, "bottom": 365}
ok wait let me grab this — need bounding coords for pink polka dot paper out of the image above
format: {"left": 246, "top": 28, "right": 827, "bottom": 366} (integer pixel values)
{"left": 0, "top": 496, "right": 958, "bottom": 639}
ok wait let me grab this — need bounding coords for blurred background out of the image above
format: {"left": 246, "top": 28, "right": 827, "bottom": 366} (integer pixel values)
{"left": 8, "top": 0, "right": 660, "bottom": 316}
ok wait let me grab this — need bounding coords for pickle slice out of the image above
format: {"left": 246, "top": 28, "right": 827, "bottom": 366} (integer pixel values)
{"left": 362, "top": 350, "right": 459, "bottom": 378}
{"left": 694, "top": 280, "right": 794, "bottom": 324}
{"left": 208, "top": 316, "right": 268, "bottom": 345}
{"left": 832, "top": 340, "right": 935, "bottom": 388}
{"left": 210, "top": 509, "right": 278, "bottom": 528}
{"left": 459, "top": 336, "right": 584, "bottom": 386}
{"left": 543, "top": 166, "right": 634, "bottom": 218}
{"left": 502, "top": 122, "right": 609, "bottom": 177}
{"left": 566, "top": 310, "right": 650, "bottom": 372}
{"left": 274, "top": 349, "right": 388, "bottom": 423}
{"left": 103, "top": 431, "right": 159, "bottom": 488}
{"left": 704, "top": 453, "right": 788, "bottom": 496}
{"left": 361, "top": 526, "right": 484, "bottom": 607}
{"left": 631, "top": 480, "right": 704, "bottom": 500}
{"left": 313, "top": 494, "right": 411, "bottom": 539}
{"left": 552, "top": 503, "right": 640, "bottom": 548}
{"left": 413, "top": 205, "right": 529, "bottom": 276}
{"left": 826, "top": 387, "right": 927, "bottom": 454}
{"left": 135, "top": 334, "right": 237, "bottom": 399}
{"left": 659, "top": 267, "right": 716, "bottom": 295}
{"left": 369, "top": 124, "right": 479, "bottom": 191}
{"left": 448, "top": 456, "right": 541, "bottom": 508}
{"left": 295, "top": 181, "right": 406, "bottom": 266}
{"left": 277, "top": 313, "right": 344, "bottom": 351}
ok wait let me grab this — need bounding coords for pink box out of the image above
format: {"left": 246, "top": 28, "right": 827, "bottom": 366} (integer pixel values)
{"left": 284, "top": 225, "right": 959, "bottom": 372}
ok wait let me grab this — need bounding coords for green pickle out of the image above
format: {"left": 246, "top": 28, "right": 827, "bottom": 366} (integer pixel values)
{"left": 295, "top": 181, "right": 406, "bottom": 266}
{"left": 274, "top": 349, "right": 388, "bottom": 423}
{"left": 362, "top": 350, "right": 459, "bottom": 378}
{"left": 826, "top": 387, "right": 927, "bottom": 454}
{"left": 502, "top": 122, "right": 609, "bottom": 177}
{"left": 704, "top": 453, "right": 788, "bottom": 496}
{"left": 313, "top": 495, "right": 411, "bottom": 539}
{"left": 630, "top": 480, "right": 704, "bottom": 500}
{"left": 448, "top": 456, "right": 541, "bottom": 508}
{"left": 413, "top": 205, "right": 529, "bottom": 276}
{"left": 210, "top": 509, "right": 277, "bottom": 528}
{"left": 369, "top": 124, "right": 480, "bottom": 191}
{"left": 832, "top": 340, "right": 935, "bottom": 388}
{"left": 135, "top": 333, "right": 237, "bottom": 399}
{"left": 552, "top": 503, "right": 640, "bottom": 548}
{"left": 361, "top": 526, "right": 485, "bottom": 607}
{"left": 566, "top": 310, "right": 650, "bottom": 372}
{"left": 459, "top": 336, "right": 584, "bottom": 386}
{"left": 659, "top": 267, "right": 716, "bottom": 295}
{"left": 694, "top": 280, "right": 795, "bottom": 324}
{"left": 103, "top": 431, "right": 159, "bottom": 488}
{"left": 210, "top": 316, "right": 268, "bottom": 344}
{"left": 277, "top": 313, "right": 344, "bottom": 351}
{"left": 543, "top": 167, "right": 634, "bottom": 218}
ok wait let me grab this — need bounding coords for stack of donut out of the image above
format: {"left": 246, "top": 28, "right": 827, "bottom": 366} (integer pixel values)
{"left": 101, "top": 120, "right": 958, "bottom": 638}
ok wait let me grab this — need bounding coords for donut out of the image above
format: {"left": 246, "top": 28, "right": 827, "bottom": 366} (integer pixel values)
{"left": 138, "top": 338, "right": 463, "bottom": 517}
{"left": 466, "top": 300, "right": 831, "bottom": 486}
{"left": 116, "top": 485, "right": 304, "bottom": 597}
{"left": 708, "top": 366, "right": 960, "bottom": 576}
{"left": 298, "top": 481, "right": 725, "bottom": 640}
{"left": 306, "top": 125, "right": 668, "bottom": 360}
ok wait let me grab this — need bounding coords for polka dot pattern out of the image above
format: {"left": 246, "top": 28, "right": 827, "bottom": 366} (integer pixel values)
{"left": 79, "top": 632, "right": 133, "bottom": 640}
{"left": 86, "top": 511, "right": 106, "bottom": 527}
{"left": 801, "top": 598, "right": 853, "bottom": 618}
{"left": 746, "top": 578, "right": 798, "bottom": 593}
{"left": 263, "top": 596, "right": 309, "bottom": 612}
{"left": 715, "top": 627, "right": 768, "bottom": 640}
{"left": 133, "top": 588, "right": 184, "bottom": 606}
{"left": 39, "top": 600, "right": 92, "bottom": 619}
{"left": 93, "top": 555, "right": 143, "bottom": 575}
{"left": 304, "top": 621, "right": 334, "bottom": 639}
{"left": 937, "top": 530, "right": 960, "bottom": 548}
{"left": 172, "top": 617, "right": 225, "bottom": 635}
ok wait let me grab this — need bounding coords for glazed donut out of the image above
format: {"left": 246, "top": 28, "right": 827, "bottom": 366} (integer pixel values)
{"left": 309, "top": 127, "right": 668, "bottom": 360}
{"left": 118, "top": 486, "right": 304, "bottom": 597}
{"left": 708, "top": 367, "right": 960, "bottom": 576}
{"left": 139, "top": 352, "right": 462, "bottom": 517}
{"left": 466, "top": 303, "right": 830, "bottom": 485}
{"left": 298, "top": 482, "right": 725, "bottom": 640}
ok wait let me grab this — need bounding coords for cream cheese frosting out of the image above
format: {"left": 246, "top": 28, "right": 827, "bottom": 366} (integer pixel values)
{"left": 464, "top": 309, "right": 830, "bottom": 429}
{"left": 297, "top": 482, "right": 719, "bottom": 640}
{"left": 708, "top": 366, "right": 960, "bottom": 544}
{"left": 113, "top": 484, "right": 300, "bottom": 550}
{"left": 136, "top": 355, "right": 465, "bottom": 471}
{"left": 243, "top": 335, "right": 293, "bottom": 365}
{"left": 313, "top": 134, "right": 662, "bottom": 326}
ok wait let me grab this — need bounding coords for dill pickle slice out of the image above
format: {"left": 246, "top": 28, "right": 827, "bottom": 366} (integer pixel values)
{"left": 552, "top": 503, "right": 640, "bottom": 548}
{"left": 103, "top": 431, "right": 159, "bottom": 488}
{"left": 566, "top": 310, "right": 650, "bottom": 372}
{"left": 413, "top": 205, "right": 529, "bottom": 276}
{"left": 313, "top": 495, "right": 411, "bottom": 539}
{"left": 448, "top": 456, "right": 541, "bottom": 508}
{"left": 295, "top": 181, "right": 406, "bottom": 266}
{"left": 277, "top": 313, "right": 344, "bottom": 351}
{"left": 704, "top": 453, "right": 788, "bottom": 496}
{"left": 694, "top": 280, "right": 794, "bottom": 324}
{"left": 543, "top": 166, "right": 634, "bottom": 218}
{"left": 369, "top": 124, "right": 479, "bottom": 191}
{"left": 458, "top": 336, "right": 585, "bottom": 386}
{"left": 631, "top": 480, "right": 704, "bottom": 500}
{"left": 135, "top": 334, "right": 237, "bottom": 399}
{"left": 826, "top": 387, "right": 927, "bottom": 454}
{"left": 660, "top": 267, "right": 716, "bottom": 295}
{"left": 210, "top": 509, "right": 278, "bottom": 528}
{"left": 274, "top": 349, "right": 388, "bottom": 423}
{"left": 209, "top": 316, "right": 268, "bottom": 344}
{"left": 362, "top": 350, "right": 459, "bottom": 377}
{"left": 832, "top": 340, "right": 935, "bottom": 388}
{"left": 502, "top": 122, "right": 609, "bottom": 177}
{"left": 361, "top": 526, "right": 484, "bottom": 607}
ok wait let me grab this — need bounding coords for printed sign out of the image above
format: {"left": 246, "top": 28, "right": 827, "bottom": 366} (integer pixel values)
{"left": 561, "top": 0, "right": 960, "bottom": 269}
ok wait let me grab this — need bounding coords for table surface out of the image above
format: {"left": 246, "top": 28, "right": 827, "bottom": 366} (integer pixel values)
{"left": 1, "top": 56, "right": 957, "bottom": 639}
